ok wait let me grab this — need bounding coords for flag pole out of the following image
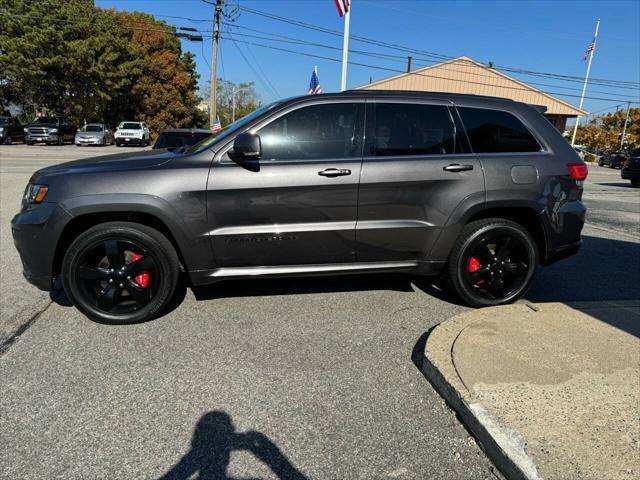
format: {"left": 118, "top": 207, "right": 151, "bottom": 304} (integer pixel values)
{"left": 571, "top": 18, "right": 600, "bottom": 146}
{"left": 340, "top": 1, "right": 351, "bottom": 91}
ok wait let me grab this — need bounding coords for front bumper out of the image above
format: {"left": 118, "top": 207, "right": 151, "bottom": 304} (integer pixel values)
{"left": 26, "top": 133, "right": 60, "bottom": 143}
{"left": 11, "top": 202, "right": 72, "bottom": 292}
{"left": 75, "top": 136, "right": 103, "bottom": 145}
{"left": 115, "top": 136, "right": 144, "bottom": 145}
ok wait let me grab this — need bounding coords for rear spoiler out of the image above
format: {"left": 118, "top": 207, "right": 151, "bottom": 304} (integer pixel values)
{"left": 529, "top": 104, "right": 548, "bottom": 114}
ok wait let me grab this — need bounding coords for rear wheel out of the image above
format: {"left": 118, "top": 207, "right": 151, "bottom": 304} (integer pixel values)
{"left": 448, "top": 218, "right": 538, "bottom": 307}
{"left": 62, "top": 222, "right": 180, "bottom": 324}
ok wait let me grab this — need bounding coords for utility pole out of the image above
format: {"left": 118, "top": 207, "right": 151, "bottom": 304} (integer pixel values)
{"left": 571, "top": 18, "right": 600, "bottom": 146}
{"left": 232, "top": 87, "right": 236, "bottom": 123}
{"left": 209, "top": 0, "right": 222, "bottom": 130}
{"left": 406, "top": 56, "right": 412, "bottom": 72}
{"left": 620, "top": 101, "right": 631, "bottom": 151}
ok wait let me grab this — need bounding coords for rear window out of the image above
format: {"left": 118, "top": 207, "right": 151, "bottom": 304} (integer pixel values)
{"left": 373, "top": 103, "right": 459, "bottom": 156}
{"left": 458, "top": 107, "right": 541, "bottom": 153}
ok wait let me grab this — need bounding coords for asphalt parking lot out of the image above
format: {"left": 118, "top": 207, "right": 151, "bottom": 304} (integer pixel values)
{"left": 1, "top": 145, "right": 638, "bottom": 479}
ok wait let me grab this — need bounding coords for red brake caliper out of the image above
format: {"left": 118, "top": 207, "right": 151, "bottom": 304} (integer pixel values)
{"left": 467, "top": 256, "right": 480, "bottom": 273}
{"left": 130, "top": 254, "right": 149, "bottom": 288}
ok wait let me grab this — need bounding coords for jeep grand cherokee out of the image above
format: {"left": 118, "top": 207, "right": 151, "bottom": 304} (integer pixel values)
{"left": 12, "top": 91, "right": 587, "bottom": 324}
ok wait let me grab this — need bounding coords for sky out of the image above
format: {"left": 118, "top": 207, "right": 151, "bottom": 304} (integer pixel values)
{"left": 94, "top": 0, "right": 640, "bottom": 118}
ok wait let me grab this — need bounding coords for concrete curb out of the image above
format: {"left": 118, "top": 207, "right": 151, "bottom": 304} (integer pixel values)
{"left": 417, "top": 306, "right": 541, "bottom": 480}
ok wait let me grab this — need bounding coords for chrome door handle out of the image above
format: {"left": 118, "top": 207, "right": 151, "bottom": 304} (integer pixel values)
{"left": 443, "top": 164, "right": 474, "bottom": 172}
{"left": 318, "top": 168, "right": 351, "bottom": 177}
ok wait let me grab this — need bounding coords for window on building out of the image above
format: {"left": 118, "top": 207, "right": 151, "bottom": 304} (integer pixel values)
{"left": 373, "top": 103, "right": 458, "bottom": 156}
{"left": 458, "top": 107, "right": 541, "bottom": 153}
{"left": 258, "top": 103, "right": 362, "bottom": 161}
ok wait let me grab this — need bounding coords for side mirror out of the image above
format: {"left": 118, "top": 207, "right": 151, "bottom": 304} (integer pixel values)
{"left": 231, "top": 132, "right": 261, "bottom": 160}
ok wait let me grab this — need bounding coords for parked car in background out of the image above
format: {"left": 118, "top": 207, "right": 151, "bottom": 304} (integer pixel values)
{"left": 0, "top": 116, "right": 26, "bottom": 144}
{"left": 621, "top": 156, "right": 640, "bottom": 187}
{"left": 152, "top": 128, "right": 211, "bottom": 152}
{"left": 114, "top": 121, "right": 150, "bottom": 147}
{"left": 25, "top": 116, "right": 77, "bottom": 145}
{"left": 12, "top": 91, "right": 588, "bottom": 324}
{"left": 599, "top": 152, "right": 628, "bottom": 168}
{"left": 574, "top": 146, "right": 600, "bottom": 164}
{"left": 75, "top": 123, "right": 114, "bottom": 146}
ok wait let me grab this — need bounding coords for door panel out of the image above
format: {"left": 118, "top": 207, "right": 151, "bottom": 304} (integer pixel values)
{"left": 207, "top": 101, "right": 364, "bottom": 267}
{"left": 356, "top": 101, "right": 484, "bottom": 262}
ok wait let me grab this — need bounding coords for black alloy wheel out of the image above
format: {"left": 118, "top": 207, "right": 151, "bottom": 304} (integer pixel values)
{"left": 62, "top": 222, "right": 180, "bottom": 324}
{"left": 448, "top": 218, "right": 538, "bottom": 307}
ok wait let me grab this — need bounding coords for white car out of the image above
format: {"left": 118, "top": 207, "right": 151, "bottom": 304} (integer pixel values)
{"left": 114, "top": 121, "right": 151, "bottom": 147}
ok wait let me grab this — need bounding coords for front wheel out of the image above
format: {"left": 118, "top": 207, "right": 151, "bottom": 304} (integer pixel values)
{"left": 3, "top": 135, "right": 12, "bottom": 145}
{"left": 61, "top": 222, "right": 180, "bottom": 324}
{"left": 447, "top": 218, "right": 538, "bottom": 308}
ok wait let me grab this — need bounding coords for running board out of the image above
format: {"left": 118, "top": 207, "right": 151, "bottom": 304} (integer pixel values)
{"left": 208, "top": 261, "right": 419, "bottom": 279}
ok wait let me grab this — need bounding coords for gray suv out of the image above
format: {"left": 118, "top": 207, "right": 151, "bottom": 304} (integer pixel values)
{"left": 12, "top": 91, "right": 587, "bottom": 324}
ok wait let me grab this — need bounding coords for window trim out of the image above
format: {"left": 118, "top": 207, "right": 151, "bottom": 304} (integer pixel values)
{"left": 217, "top": 98, "right": 366, "bottom": 164}
{"left": 453, "top": 104, "right": 549, "bottom": 154}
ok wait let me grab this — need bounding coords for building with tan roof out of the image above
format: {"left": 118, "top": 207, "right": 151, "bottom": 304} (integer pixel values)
{"left": 355, "top": 56, "right": 586, "bottom": 132}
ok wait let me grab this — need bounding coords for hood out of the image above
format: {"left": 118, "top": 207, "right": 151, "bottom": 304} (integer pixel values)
{"left": 35, "top": 149, "right": 175, "bottom": 177}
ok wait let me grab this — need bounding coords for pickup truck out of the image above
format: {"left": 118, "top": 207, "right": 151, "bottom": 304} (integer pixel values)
{"left": 25, "top": 116, "right": 77, "bottom": 145}
{"left": 0, "top": 116, "right": 26, "bottom": 145}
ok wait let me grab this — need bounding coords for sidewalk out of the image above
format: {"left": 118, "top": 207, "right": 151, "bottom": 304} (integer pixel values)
{"left": 421, "top": 302, "right": 640, "bottom": 480}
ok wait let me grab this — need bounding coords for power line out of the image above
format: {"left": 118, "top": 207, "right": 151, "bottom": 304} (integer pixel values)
{"left": 236, "top": 5, "right": 640, "bottom": 88}
{"left": 220, "top": 34, "right": 640, "bottom": 104}
{"left": 220, "top": 25, "right": 640, "bottom": 98}
{"left": 225, "top": 28, "right": 279, "bottom": 100}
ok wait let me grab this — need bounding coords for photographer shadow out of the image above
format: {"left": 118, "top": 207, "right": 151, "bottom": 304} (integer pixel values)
{"left": 159, "top": 411, "right": 307, "bottom": 480}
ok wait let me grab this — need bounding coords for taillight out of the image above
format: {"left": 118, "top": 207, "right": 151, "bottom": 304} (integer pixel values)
{"left": 567, "top": 163, "right": 588, "bottom": 181}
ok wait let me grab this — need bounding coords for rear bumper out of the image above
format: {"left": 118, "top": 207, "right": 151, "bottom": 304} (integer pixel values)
{"left": 543, "top": 239, "right": 582, "bottom": 266}
{"left": 621, "top": 169, "right": 640, "bottom": 180}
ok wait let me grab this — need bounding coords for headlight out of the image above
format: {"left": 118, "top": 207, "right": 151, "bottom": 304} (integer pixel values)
{"left": 23, "top": 128, "right": 28, "bottom": 133}
{"left": 23, "top": 184, "right": 49, "bottom": 204}
{"left": 50, "top": 128, "right": 59, "bottom": 133}
{"left": 0, "top": 127, "right": 4, "bottom": 133}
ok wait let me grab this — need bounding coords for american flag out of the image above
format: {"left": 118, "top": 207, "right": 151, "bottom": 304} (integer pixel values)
{"left": 212, "top": 116, "right": 221, "bottom": 133}
{"left": 333, "top": 0, "right": 349, "bottom": 17}
{"left": 308, "top": 69, "right": 322, "bottom": 95}
{"left": 583, "top": 40, "right": 595, "bottom": 60}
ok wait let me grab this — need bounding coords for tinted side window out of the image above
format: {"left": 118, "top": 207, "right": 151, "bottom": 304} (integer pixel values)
{"left": 258, "top": 103, "right": 362, "bottom": 161}
{"left": 373, "top": 103, "right": 458, "bottom": 156}
{"left": 458, "top": 107, "right": 541, "bottom": 153}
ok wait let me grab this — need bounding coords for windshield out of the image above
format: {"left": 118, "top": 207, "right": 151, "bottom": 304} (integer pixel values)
{"left": 186, "top": 101, "right": 283, "bottom": 153}
{"left": 34, "top": 117, "right": 57, "bottom": 124}
{"left": 120, "top": 123, "right": 141, "bottom": 130}
{"left": 82, "top": 124, "right": 104, "bottom": 132}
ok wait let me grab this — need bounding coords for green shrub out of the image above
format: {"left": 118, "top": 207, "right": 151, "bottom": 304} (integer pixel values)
{"left": 584, "top": 153, "right": 596, "bottom": 163}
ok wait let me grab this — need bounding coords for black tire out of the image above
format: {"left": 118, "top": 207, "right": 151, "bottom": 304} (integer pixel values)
{"left": 631, "top": 180, "right": 640, "bottom": 188}
{"left": 61, "top": 222, "right": 180, "bottom": 324}
{"left": 3, "top": 135, "right": 12, "bottom": 145}
{"left": 26, "top": 141, "right": 34, "bottom": 145}
{"left": 447, "top": 218, "right": 538, "bottom": 308}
